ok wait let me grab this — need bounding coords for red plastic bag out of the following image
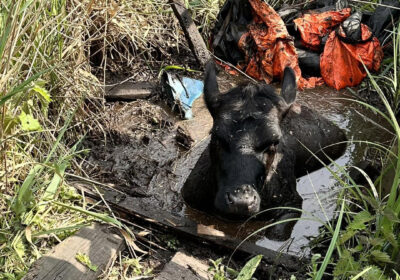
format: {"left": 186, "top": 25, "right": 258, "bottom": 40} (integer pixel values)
{"left": 237, "top": 0, "right": 301, "bottom": 83}
{"left": 320, "top": 24, "right": 383, "bottom": 90}
{"left": 294, "top": 8, "right": 351, "bottom": 50}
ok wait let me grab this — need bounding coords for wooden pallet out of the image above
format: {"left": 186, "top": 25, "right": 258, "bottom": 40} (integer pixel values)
{"left": 22, "top": 223, "right": 124, "bottom": 280}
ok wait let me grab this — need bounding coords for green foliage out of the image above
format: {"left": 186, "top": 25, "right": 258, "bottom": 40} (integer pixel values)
{"left": 314, "top": 20, "right": 400, "bottom": 280}
{"left": 18, "top": 112, "right": 42, "bottom": 132}
{"left": 208, "top": 255, "right": 262, "bottom": 280}
{"left": 334, "top": 250, "right": 361, "bottom": 278}
{"left": 236, "top": 255, "right": 262, "bottom": 280}
{"left": 307, "top": 254, "right": 322, "bottom": 279}
{"left": 159, "top": 234, "right": 181, "bottom": 250}
{"left": 209, "top": 258, "right": 229, "bottom": 280}
{"left": 0, "top": 0, "right": 110, "bottom": 278}
{"left": 100, "top": 256, "right": 153, "bottom": 280}
{"left": 75, "top": 253, "right": 98, "bottom": 272}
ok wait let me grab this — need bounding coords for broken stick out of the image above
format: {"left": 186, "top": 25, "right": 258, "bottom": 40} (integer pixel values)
{"left": 169, "top": 0, "right": 211, "bottom": 66}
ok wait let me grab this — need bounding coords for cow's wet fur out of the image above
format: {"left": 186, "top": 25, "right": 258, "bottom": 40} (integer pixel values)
{"left": 203, "top": 60, "right": 347, "bottom": 221}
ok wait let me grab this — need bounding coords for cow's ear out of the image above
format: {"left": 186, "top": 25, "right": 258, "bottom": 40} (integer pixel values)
{"left": 281, "top": 67, "right": 297, "bottom": 105}
{"left": 204, "top": 60, "right": 220, "bottom": 118}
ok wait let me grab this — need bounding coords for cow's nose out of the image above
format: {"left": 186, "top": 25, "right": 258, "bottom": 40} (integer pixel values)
{"left": 225, "top": 185, "right": 261, "bottom": 214}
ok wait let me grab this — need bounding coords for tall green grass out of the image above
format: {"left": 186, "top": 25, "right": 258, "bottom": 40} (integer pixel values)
{"left": 310, "top": 21, "right": 400, "bottom": 280}
{"left": 0, "top": 0, "right": 218, "bottom": 278}
{"left": 0, "top": 1, "right": 123, "bottom": 278}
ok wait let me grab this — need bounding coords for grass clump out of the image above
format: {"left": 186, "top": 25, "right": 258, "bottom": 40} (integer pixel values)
{"left": 309, "top": 21, "right": 400, "bottom": 280}
{"left": 0, "top": 0, "right": 128, "bottom": 278}
{"left": 0, "top": 0, "right": 99, "bottom": 277}
{"left": 0, "top": 0, "right": 211, "bottom": 278}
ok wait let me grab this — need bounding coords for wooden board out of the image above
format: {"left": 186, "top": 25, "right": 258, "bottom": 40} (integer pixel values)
{"left": 105, "top": 81, "right": 154, "bottom": 101}
{"left": 169, "top": 0, "right": 211, "bottom": 66}
{"left": 155, "top": 251, "right": 209, "bottom": 280}
{"left": 176, "top": 97, "right": 213, "bottom": 145}
{"left": 22, "top": 223, "right": 124, "bottom": 280}
{"left": 73, "top": 182, "right": 304, "bottom": 271}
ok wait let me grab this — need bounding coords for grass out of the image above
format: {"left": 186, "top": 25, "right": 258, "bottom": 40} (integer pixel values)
{"left": 1, "top": 0, "right": 399, "bottom": 279}
{"left": 305, "top": 21, "right": 400, "bottom": 280}
{"left": 0, "top": 0, "right": 226, "bottom": 278}
{"left": 0, "top": 0, "right": 118, "bottom": 277}
{"left": 0, "top": 0, "right": 200, "bottom": 278}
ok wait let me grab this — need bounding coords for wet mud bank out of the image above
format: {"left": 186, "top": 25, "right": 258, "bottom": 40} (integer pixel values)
{"left": 84, "top": 85, "right": 393, "bottom": 259}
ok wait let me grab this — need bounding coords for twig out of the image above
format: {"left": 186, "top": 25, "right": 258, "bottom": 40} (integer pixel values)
{"left": 283, "top": 0, "right": 316, "bottom": 9}
{"left": 211, "top": 53, "right": 258, "bottom": 83}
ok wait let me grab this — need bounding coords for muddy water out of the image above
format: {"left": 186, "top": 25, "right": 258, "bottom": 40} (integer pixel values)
{"left": 86, "top": 85, "right": 393, "bottom": 258}
{"left": 181, "top": 86, "right": 393, "bottom": 257}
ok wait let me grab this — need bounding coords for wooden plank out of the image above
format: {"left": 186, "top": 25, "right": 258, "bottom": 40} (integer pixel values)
{"left": 23, "top": 223, "right": 125, "bottom": 280}
{"left": 169, "top": 0, "right": 211, "bottom": 66}
{"left": 155, "top": 251, "right": 209, "bottom": 280}
{"left": 105, "top": 81, "right": 154, "bottom": 101}
{"left": 176, "top": 97, "right": 213, "bottom": 145}
{"left": 73, "top": 183, "right": 304, "bottom": 271}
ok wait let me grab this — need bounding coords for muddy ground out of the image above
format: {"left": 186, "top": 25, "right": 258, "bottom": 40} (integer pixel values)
{"left": 82, "top": 91, "right": 312, "bottom": 278}
{"left": 82, "top": 70, "right": 392, "bottom": 279}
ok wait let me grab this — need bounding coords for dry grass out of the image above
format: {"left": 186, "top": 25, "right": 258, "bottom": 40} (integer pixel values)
{"left": 0, "top": 0, "right": 224, "bottom": 277}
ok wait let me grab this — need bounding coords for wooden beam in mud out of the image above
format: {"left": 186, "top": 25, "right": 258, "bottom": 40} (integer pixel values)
{"left": 73, "top": 182, "right": 305, "bottom": 271}
{"left": 155, "top": 251, "right": 209, "bottom": 280}
{"left": 22, "top": 223, "right": 124, "bottom": 280}
{"left": 105, "top": 81, "right": 155, "bottom": 101}
{"left": 169, "top": 0, "right": 211, "bottom": 66}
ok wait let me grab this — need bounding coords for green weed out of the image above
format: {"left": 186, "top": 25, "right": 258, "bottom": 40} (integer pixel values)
{"left": 208, "top": 255, "right": 263, "bottom": 280}
{"left": 311, "top": 21, "right": 400, "bottom": 280}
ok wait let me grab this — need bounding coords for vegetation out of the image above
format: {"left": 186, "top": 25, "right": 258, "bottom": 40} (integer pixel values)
{"left": 307, "top": 21, "right": 400, "bottom": 280}
{"left": 209, "top": 255, "right": 263, "bottom": 280}
{"left": 1, "top": 0, "right": 400, "bottom": 279}
{"left": 0, "top": 0, "right": 220, "bottom": 279}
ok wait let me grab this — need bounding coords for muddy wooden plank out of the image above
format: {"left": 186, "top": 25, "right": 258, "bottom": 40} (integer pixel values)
{"left": 105, "top": 81, "right": 155, "bottom": 101}
{"left": 73, "top": 183, "right": 304, "bottom": 271}
{"left": 23, "top": 223, "right": 125, "bottom": 280}
{"left": 169, "top": 0, "right": 211, "bottom": 66}
{"left": 155, "top": 251, "right": 209, "bottom": 280}
{"left": 176, "top": 97, "right": 213, "bottom": 144}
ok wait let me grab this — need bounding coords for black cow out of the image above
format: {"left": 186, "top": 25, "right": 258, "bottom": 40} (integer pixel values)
{"left": 203, "top": 61, "right": 346, "bottom": 220}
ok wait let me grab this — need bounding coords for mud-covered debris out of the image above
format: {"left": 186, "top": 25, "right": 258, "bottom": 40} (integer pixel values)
{"left": 105, "top": 81, "right": 155, "bottom": 101}
{"left": 84, "top": 101, "right": 181, "bottom": 193}
{"left": 176, "top": 125, "right": 195, "bottom": 149}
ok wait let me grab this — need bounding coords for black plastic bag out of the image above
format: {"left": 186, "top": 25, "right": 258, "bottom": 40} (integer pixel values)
{"left": 367, "top": 0, "right": 400, "bottom": 44}
{"left": 297, "top": 49, "right": 321, "bottom": 77}
{"left": 212, "top": 0, "right": 253, "bottom": 65}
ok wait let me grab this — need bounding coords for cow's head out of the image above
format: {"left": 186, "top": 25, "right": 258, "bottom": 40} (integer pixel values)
{"left": 204, "top": 61, "right": 297, "bottom": 219}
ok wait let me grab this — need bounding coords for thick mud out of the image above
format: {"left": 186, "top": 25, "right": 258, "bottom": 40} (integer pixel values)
{"left": 85, "top": 85, "right": 393, "bottom": 258}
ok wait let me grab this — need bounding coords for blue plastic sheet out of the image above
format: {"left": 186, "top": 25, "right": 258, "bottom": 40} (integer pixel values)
{"left": 165, "top": 73, "right": 204, "bottom": 119}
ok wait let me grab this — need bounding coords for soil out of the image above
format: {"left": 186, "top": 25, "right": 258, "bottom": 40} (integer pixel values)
{"left": 83, "top": 100, "right": 187, "bottom": 213}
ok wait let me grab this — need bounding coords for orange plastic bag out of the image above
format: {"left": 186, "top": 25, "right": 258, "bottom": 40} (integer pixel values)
{"left": 294, "top": 8, "right": 351, "bottom": 50}
{"left": 237, "top": 0, "right": 321, "bottom": 89}
{"left": 320, "top": 24, "right": 383, "bottom": 90}
{"left": 238, "top": 0, "right": 301, "bottom": 83}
